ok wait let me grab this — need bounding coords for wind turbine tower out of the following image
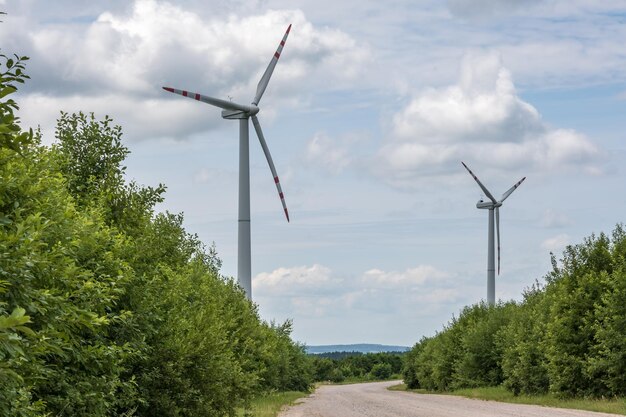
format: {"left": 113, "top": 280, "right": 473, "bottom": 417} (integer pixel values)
{"left": 462, "top": 162, "right": 526, "bottom": 306}
{"left": 163, "top": 25, "right": 293, "bottom": 300}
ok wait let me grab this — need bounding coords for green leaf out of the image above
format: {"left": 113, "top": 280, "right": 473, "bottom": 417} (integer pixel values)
{"left": 0, "top": 86, "right": 17, "bottom": 99}
{"left": 0, "top": 307, "right": 31, "bottom": 329}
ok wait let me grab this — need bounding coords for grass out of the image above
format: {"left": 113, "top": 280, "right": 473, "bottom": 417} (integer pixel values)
{"left": 389, "top": 384, "right": 626, "bottom": 415}
{"left": 236, "top": 391, "right": 308, "bottom": 417}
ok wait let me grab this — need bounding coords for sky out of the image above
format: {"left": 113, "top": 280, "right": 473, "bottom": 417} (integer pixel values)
{"left": 2, "top": 0, "right": 626, "bottom": 346}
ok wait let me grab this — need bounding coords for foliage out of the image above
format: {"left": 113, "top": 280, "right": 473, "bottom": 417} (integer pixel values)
{"left": 402, "top": 341, "right": 422, "bottom": 389}
{"left": 311, "top": 351, "right": 404, "bottom": 383}
{"left": 53, "top": 111, "right": 166, "bottom": 232}
{"left": 236, "top": 391, "right": 308, "bottom": 417}
{"left": 0, "top": 131, "right": 139, "bottom": 415}
{"left": 497, "top": 285, "right": 549, "bottom": 395}
{"left": 0, "top": 51, "right": 312, "bottom": 416}
{"left": 0, "top": 52, "right": 33, "bottom": 153}
{"left": 404, "top": 225, "right": 626, "bottom": 398}
{"left": 313, "top": 350, "right": 363, "bottom": 360}
{"left": 370, "top": 363, "right": 393, "bottom": 380}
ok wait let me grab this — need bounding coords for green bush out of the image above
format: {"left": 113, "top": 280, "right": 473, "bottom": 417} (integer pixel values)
{"left": 370, "top": 363, "right": 392, "bottom": 380}
{"left": 0, "top": 50, "right": 312, "bottom": 416}
{"left": 329, "top": 368, "right": 345, "bottom": 383}
{"left": 405, "top": 225, "right": 626, "bottom": 399}
{"left": 498, "top": 287, "right": 549, "bottom": 395}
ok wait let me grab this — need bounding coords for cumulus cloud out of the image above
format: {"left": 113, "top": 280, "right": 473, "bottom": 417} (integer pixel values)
{"left": 253, "top": 263, "right": 458, "bottom": 318}
{"left": 9, "top": 0, "right": 369, "bottom": 140}
{"left": 304, "top": 132, "right": 357, "bottom": 174}
{"left": 375, "top": 51, "right": 603, "bottom": 187}
{"left": 363, "top": 266, "right": 448, "bottom": 287}
{"left": 392, "top": 53, "right": 543, "bottom": 144}
{"left": 253, "top": 264, "right": 339, "bottom": 297}
{"left": 18, "top": 92, "right": 217, "bottom": 142}
{"left": 541, "top": 233, "right": 570, "bottom": 252}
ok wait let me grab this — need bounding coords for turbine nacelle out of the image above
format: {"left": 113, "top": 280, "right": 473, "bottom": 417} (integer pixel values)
{"left": 221, "top": 105, "right": 259, "bottom": 119}
{"left": 476, "top": 201, "right": 501, "bottom": 209}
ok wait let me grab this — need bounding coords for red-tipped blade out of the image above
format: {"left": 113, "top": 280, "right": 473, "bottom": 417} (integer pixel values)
{"left": 162, "top": 86, "right": 250, "bottom": 112}
{"left": 500, "top": 176, "right": 526, "bottom": 203}
{"left": 461, "top": 161, "right": 497, "bottom": 204}
{"left": 251, "top": 115, "right": 290, "bottom": 222}
{"left": 252, "top": 24, "right": 292, "bottom": 106}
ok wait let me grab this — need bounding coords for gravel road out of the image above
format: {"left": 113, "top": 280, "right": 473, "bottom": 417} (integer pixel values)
{"left": 278, "top": 380, "right": 619, "bottom": 417}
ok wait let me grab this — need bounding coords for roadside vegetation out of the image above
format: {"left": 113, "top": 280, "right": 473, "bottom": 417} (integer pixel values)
{"left": 237, "top": 391, "right": 307, "bottom": 417}
{"left": 311, "top": 351, "right": 404, "bottom": 383}
{"left": 390, "top": 384, "right": 626, "bottom": 415}
{"left": 0, "top": 51, "right": 312, "bottom": 416}
{"left": 402, "top": 225, "right": 626, "bottom": 406}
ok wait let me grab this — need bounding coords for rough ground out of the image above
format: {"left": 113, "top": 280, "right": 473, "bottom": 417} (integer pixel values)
{"left": 278, "top": 380, "right": 619, "bottom": 417}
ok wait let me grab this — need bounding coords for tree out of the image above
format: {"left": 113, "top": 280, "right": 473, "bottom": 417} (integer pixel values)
{"left": 370, "top": 363, "right": 392, "bottom": 380}
{"left": 498, "top": 285, "right": 549, "bottom": 395}
{"left": 53, "top": 111, "right": 166, "bottom": 233}
{"left": 586, "top": 225, "right": 626, "bottom": 396}
{"left": 544, "top": 234, "right": 613, "bottom": 397}
{"left": 1, "top": 51, "right": 313, "bottom": 415}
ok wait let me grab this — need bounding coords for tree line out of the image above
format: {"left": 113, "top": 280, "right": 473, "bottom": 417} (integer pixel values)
{"left": 0, "top": 53, "right": 312, "bottom": 416}
{"left": 311, "top": 352, "right": 404, "bottom": 382}
{"left": 403, "top": 225, "right": 626, "bottom": 398}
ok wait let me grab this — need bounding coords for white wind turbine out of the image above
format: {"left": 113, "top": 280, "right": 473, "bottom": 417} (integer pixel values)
{"left": 462, "top": 162, "right": 526, "bottom": 306}
{"left": 162, "top": 24, "right": 292, "bottom": 300}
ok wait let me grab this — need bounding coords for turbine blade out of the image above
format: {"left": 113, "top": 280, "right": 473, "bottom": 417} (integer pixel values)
{"left": 461, "top": 162, "right": 497, "bottom": 203}
{"left": 496, "top": 207, "right": 501, "bottom": 275}
{"left": 162, "top": 87, "right": 250, "bottom": 112}
{"left": 500, "top": 176, "right": 526, "bottom": 203}
{"left": 252, "top": 24, "right": 292, "bottom": 106}
{"left": 251, "top": 115, "right": 290, "bottom": 222}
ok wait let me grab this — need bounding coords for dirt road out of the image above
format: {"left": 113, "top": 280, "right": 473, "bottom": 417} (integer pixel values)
{"left": 278, "top": 380, "right": 618, "bottom": 417}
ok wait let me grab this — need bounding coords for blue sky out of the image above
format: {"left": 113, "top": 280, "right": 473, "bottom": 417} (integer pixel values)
{"left": 3, "top": 0, "right": 626, "bottom": 346}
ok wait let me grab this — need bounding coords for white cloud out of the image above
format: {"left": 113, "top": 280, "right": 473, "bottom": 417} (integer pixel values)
{"left": 253, "top": 263, "right": 458, "bottom": 317}
{"left": 375, "top": 51, "right": 604, "bottom": 188}
{"left": 10, "top": 0, "right": 369, "bottom": 141}
{"left": 363, "top": 266, "right": 448, "bottom": 287}
{"left": 252, "top": 263, "right": 478, "bottom": 343}
{"left": 253, "top": 264, "right": 339, "bottom": 297}
{"left": 541, "top": 233, "right": 570, "bottom": 252}
{"left": 18, "top": 92, "right": 218, "bottom": 143}
{"left": 305, "top": 132, "right": 353, "bottom": 174}
{"left": 391, "top": 52, "right": 543, "bottom": 144}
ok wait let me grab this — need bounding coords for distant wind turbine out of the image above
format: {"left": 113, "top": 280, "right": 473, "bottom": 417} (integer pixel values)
{"left": 163, "top": 24, "right": 293, "bottom": 300}
{"left": 462, "top": 162, "right": 526, "bottom": 306}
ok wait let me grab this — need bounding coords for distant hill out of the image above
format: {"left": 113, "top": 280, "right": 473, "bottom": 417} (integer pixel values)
{"left": 306, "top": 344, "right": 410, "bottom": 355}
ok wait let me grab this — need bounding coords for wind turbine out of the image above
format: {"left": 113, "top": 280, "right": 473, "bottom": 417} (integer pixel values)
{"left": 162, "top": 24, "right": 292, "bottom": 300}
{"left": 461, "top": 162, "right": 525, "bottom": 306}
